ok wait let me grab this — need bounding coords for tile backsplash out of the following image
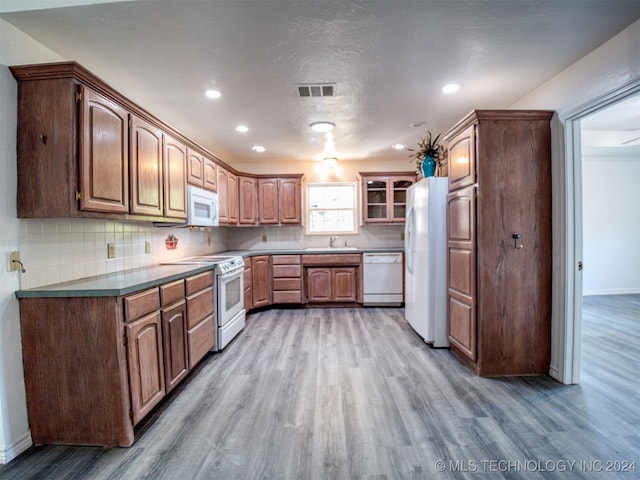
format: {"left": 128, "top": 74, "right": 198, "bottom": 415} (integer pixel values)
{"left": 18, "top": 218, "right": 226, "bottom": 289}
{"left": 17, "top": 218, "right": 403, "bottom": 290}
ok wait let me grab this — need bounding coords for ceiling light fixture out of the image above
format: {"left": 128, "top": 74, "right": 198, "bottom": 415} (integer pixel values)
{"left": 322, "top": 157, "right": 337, "bottom": 169}
{"left": 310, "top": 121, "right": 335, "bottom": 133}
{"left": 442, "top": 83, "right": 460, "bottom": 94}
{"left": 391, "top": 143, "right": 406, "bottom": 150}
{"left": 236, "top": 125, "right": 249, "bottom": 133}
{"left": 205, "top": 89, "right": 222, "bottom": 99}
{"left": 252, "top": 145, "right": 265, "bottom": 153}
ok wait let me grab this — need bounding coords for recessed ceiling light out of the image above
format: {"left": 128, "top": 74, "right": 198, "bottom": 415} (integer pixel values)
{"left": 391, "top": 143, "right": 406, "bottom": 150}
{"left": 252, "top": 145, "right": 265, "bottom": 153}
{"left": 205, "top": 89, "right": 222, "bottom": 99}
{"left": 236, "top": 125, "right": 249, "bottom": 133}
{"left": 442, "top": 83, "right": 460, "bottom": 94}
{"left": 310, "top": 121, "right": 335, "bottom": 133}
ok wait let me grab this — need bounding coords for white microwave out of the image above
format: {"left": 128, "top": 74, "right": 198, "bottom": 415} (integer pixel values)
{"left": 187, "top": 185, "right": 219, "bottom": 227}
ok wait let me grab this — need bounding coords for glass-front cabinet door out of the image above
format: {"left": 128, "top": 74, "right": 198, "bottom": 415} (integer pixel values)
{"left": 361, "top": 173, "right": 416, "bottom": 223}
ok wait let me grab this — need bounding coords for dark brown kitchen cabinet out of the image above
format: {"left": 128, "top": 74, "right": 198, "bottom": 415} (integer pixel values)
{"left": 17, "top": 269, "right": 215, "bottom": 447}
{"left": 272, "top": 255, "right": 302, "bottom": 304}
{"left": 306, "top": 268, "right": 332, "bottom": 302}
{"left": 258, "top": 176, "right": 303, "bottom": 225}
{"left": 163, "top": 134, "right": 188, "bottom": 219}
{"left": 238, "top": 176, "right": 258, "bottom": 225}
{"left": 217, "top": 166, "right": 229, "bottom": 223}
{"left": 302, "top": 254, "right": 362, "bottom": 304}
{"left": 361, "top": 172, "right": 416, "bottom": 224}
{"left": 251, "top": 255, "right": 272, "bottom": 308}
{"left": 228, "top": 172, "right": 239, "bottom": 225}
{"left": 80, "top": 86, "right": 129, "bottom": 214}
{"left": 444, "top": 110, "right": 553, "bottom": 376}
{"left": 130, "top": 115, "right": 164, "bottom": 217}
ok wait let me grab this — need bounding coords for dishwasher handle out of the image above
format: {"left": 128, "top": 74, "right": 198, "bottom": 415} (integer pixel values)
{"left": 363, "top": 253, "right": 402, "bottom": 263}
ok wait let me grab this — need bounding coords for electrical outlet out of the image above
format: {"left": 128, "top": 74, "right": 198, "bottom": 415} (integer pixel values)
{"left": 8, "top": 251, "right": 20, "bottom": 272}
{"left": 107, "top": 243, "right": 116, "bottom": 259}
{"left": 400, "top": 232, "right": 405, "bottom": 241}
{"left": 208, "top": 236, "right": 211, "bottom": 247}
{"left": 145, "top": 241, "right": 151, "bottom": 254}
{"left": 262, "top": 234, "right": 267, "bottom": 242}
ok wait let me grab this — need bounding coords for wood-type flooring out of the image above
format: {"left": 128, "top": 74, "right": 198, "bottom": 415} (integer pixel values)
{"left": 1, "top": 295, "right": 639, "bottom": 479}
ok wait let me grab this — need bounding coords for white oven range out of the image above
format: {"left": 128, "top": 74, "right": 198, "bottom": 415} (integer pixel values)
{"left": 163, "top": 255, "right": 245, "bottom": 351}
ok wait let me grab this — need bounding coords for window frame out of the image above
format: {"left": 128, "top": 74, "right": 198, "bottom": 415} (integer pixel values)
{"left": 305, "top": 181, "right": 359, "bottom": 235}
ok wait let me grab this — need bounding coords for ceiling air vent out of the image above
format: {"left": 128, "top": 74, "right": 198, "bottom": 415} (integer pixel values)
{"left": 297, "top": 83, "right": 336, "bottom": 98}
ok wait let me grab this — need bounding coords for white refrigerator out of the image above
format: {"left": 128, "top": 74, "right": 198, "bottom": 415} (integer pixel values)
{"left": 404, "top": 177, "right": 449, "bottom": 347}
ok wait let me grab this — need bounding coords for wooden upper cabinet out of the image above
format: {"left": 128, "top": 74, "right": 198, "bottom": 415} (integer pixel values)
{"left": 130, "top": 115, "right": 164, "bottom": 217}
{"left": 447, "top": 125, "right": 476, "bottom": 191}
{"left": 203, "top": 157, "right": 217, "bottom": 192}
{"left": 217, "top": 166, "right": 229, "bottom": 223}
{"left": 257, "top": 176, "right": 302, "bottom": 225}
{"left": 186, "top": 148, "right": 204, "bottom": 187}
{"left": 258, "top": 178, "right": 279, "bottom": 224}
{"left": 361, "top": 172, "right": 416, "bottom": 224}
{"left": 163, "top": 134, "right": 187, "bottom": 219}
{"left": 279, "top": 177, "right": 302, "bottom": 224}
{"left": 228, "top": 172, "right": 239, "bottom": 225}
{"left": 238, "top": 176, "right": 258, "bottom": 225}
{"left": 79, "top": 86, "right": 129, "bottom": 214}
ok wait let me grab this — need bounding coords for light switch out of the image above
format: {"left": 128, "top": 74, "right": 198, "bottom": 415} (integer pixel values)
{"left": 107, "top": 243, "right": 116, "bottom": 259}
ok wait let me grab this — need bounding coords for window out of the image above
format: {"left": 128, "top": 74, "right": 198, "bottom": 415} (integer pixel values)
{"left": 306, "top": 182, "right": 358, "bottom": 234}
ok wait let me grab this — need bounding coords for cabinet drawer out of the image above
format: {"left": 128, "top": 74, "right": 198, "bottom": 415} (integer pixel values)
{"left": 272, "top": 255, "right": 301, "bottom": 265}
{"left": 188, "top": 315, "right": 214, "bottom": 368}
{"left": 185, "top": 271, "right": 214, "bottom": 296}
{"left": 272, "top": 264, "right": 301, "bottom": 278}
{"left": 273, "top": 278, "right": 301, "bottom": 291}
{"left": 124, "top": 288, "right": 160, "bottom": 321}
{"left": 160, "top": 279, "right": 185, "bottom": 306}
{"left": 186, "top": 287, "right": 214, "bottom": 328}
{"left": 273, "top": 291, "right": 302, "bottom": 304}
{"left": 302, "top": 254, "right": 362, "bottom": 266}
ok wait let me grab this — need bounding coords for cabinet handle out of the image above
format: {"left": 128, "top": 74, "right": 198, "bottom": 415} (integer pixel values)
{"left": 512, "top": 233, "right": 523, "bottom": 249}
{"left": 40, "top": 133, "right": 47, "bottom": 144}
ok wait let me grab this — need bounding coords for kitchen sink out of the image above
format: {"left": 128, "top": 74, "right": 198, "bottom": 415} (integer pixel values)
{"left": 304, "top": 247, "right": 358, "bottom": 251}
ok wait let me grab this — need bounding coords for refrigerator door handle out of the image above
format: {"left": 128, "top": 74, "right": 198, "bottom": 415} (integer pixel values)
{"left": 405, "top": 206, "right": 415, "bottom": 275}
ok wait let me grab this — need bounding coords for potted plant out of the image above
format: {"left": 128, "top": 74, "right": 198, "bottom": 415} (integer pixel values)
{"left": 408, "top": 131, "right": 445, "bottom": 178}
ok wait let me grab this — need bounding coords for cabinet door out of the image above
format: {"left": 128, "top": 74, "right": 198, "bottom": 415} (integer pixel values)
{"left": 130, "top": 116, "right": 164, "bottom": 216}
{"left": 447, "top": 125, "right": 476, "bottom": 191}
{"left": 390, "top": 176, "right": 415, "bottom": 222}
{"left": 306, "top": 268, "right": 332, "bottom": 302}
{"left": 79, "top": 86, "right": 129, "bottom": 213}
{"left": 161, "top": 300, "right": 189, "bottom": 393}
{"left": 239, "top": 176, "right": 257, "bottom": 225}
{"left": 217, "top": 167, "right": 229, "bottom": 223}
{"left": 228, "top": 172, "right": 239, "bottom": 225}
{"left": 258, "top": 178, "right": 279, "bottom": 224}
{"left": 279, "top": 178, "right": 301, "bottom": 224}
{"left": 332, "top": 267, "right": 357, "bottom": 302}
{"left": 163, "top": 134, "right": 187, "bottom": 219}
{"left": 126, "top": 311, "right": 165, "bottom": 425}
{"left": 447, "top": 186, "right": 476, "bottom": 361}
{"left": 203, "top": 157, "right": 217, "bottom": 192}
{"left": 362, "top": 177, "right": 389, "bottom": 223}
{"left": 186, "top": 149, "right": 204, "bottom": 187}
{"left": 251, "top": 256, "right": 272, "bottom": 308}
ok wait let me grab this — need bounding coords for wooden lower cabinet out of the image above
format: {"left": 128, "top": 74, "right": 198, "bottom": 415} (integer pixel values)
{"left": 243, "top": 258, "right": 253, "bottom": 310}
{"left": 252, "top": 255, "right": 272, "bottom": 308}
{"left": 18, "top": 270, "right": 216, "bottom": 447}
{"left": 272, "top": 255, "right": 302, "bottom": 304}
{"left": 126, "top": 311, "right": 165, "bottom": 425}
{"left": 305, "top": 267, "right": 358, "bottom": 303}
{"left": 161, "top": 300, "right": 189, "bottom": 393}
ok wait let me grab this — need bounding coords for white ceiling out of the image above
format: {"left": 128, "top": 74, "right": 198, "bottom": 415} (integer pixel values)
{"left": 1, "top": 0, "right": 639, "bottom": 165}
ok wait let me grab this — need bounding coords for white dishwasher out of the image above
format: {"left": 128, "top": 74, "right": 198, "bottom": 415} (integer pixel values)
{"left": 363, "top": 252, "right": 403, "bottom": 306}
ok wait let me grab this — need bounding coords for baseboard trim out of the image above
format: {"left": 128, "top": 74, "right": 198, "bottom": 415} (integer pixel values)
{"left": 583, "top": 288, "right": 640, "bottom": 296}
{"left": 0, "top": 430, "right": 32, "bottom": 464}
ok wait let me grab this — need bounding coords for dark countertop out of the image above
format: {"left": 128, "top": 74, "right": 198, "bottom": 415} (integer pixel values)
{"left": 15, "top": 247, "right": 404, "bottom": 298}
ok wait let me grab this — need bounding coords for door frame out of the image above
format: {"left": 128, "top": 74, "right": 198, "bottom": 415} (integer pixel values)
{"left": 556, "top": 77, "right": 640, "bottom": 384}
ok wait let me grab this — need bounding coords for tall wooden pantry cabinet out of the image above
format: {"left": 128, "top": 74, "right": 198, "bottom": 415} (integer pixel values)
{"left": 444, "top": 110, "right": 553, "bottom": 376}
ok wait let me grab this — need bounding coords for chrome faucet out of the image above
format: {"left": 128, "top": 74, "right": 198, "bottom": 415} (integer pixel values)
{"left": 329, "top": 236, "right": 338, "bottom": 248}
